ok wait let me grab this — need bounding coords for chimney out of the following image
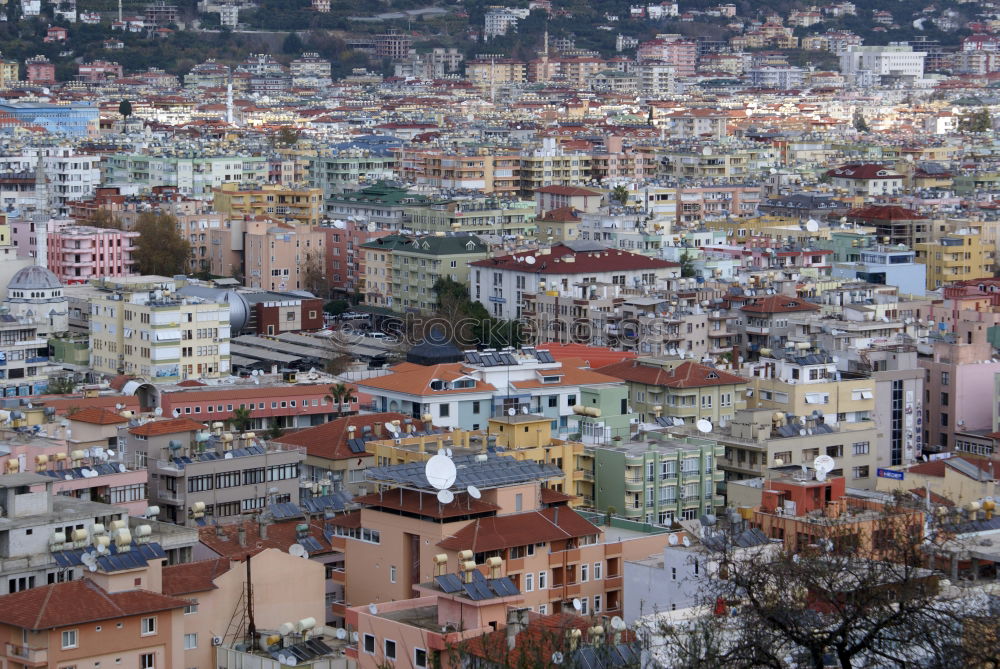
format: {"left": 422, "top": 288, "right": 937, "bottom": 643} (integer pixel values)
{"left": 238, "top": 526, "right": 247, "bottom": 547}
{"left": 259, "top": 517, "right": 269, "bottom": 540}
{"left": 506, "top": 607, "right": 530, "bottom": 650}
{"left": 374, "top": 422, "right": 383, "bottom": 438}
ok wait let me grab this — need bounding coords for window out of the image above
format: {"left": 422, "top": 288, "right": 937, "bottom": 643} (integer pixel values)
{"left": 941, "top": 392, "right": 949, "bottom": 406}
{"left": 184, "top": 633, "right": 197, "bottom": 650}
{"left": 62, "top": 629, "right": 78, "bottom": 649}
{"left": 593, "top": 594, "right": 602, "bottom": 613}
{"left": 941, "top": 371, "right": 950, "bottom": 386}
{"left": 538, "top": 605, "right": 548, "bottom": 615}
{"left": 384, "top": 639, "right": 397, "bottom": 661}
{"left": 538, "top": 570, "right": 547, "bottom": 589}
{"left": 141, "top": 617, "right": 156, "bottom": 636}
{"left": 580, "top": 564, "right": 588, "bottom": 582}
{"left": 184, "top": 603, "right": 198, "bottom": 614}
{"left": 852, "top": 466, "right": 870, "bottom": 479}
{"left": 389, "top": 566, "right": 397, "bottom": 583}
{"left": 593, "top": 562, "right": 602, "bottom": 580}
{"left": 579, "top": 597, "right": 589, "bottom": 615}
{"left": 439, "top": 404, "right": 450, "bottom": 418}
{"left": 363, "top": 634, "right": 375, "bottom": 654}
{"left": 548, "top": 395, "right": 558, "bottom": 408}
{"left": 414, "top": 648, "right": 428, "bottom": 668}
{"left": 852, "top": 441, "right": 870, "bottom": 456}
{"left": 524, "top": 573, "right": 534, "bottom": 591}
{"left": 141, "top": 654, "right": 155, "bottom": 669}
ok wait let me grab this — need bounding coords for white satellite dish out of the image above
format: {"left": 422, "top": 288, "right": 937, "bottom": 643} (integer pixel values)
{"left": 172, "top": 408, "right": 181, "bottom": 417}
{"left": 696, "top": 419, "right": 713, "bottom": 433}
{"left": 799, "top": 428, "right": 807, "bottom": 437}
{"left": 525, "top": 256, "right": 536, "bottom": 265}
{"left": 88, "top": 563, "right": 97, "bottom": 572}
{"left": 445, "top": 448, "right": 453, "bottom": 457}
{"left": 521, "top": 406, "right": 529, "bottom": 414}
{"left": 351, "top": 632, "right": 359, "bottom": 643}
{"left": 289, "top": 544, "right": 307, "bottom": 558}
{"left": 668, "top": 533, "right": 678, "bottom": 545}
{"left": 368, "top": 603, "right": 378, "bottom": 615}
{"left": 437, "top": 489, "right": 455, "bottom": 504}
{"left": 814, "top": 454, "right": 835, "bottom": 481}
{"left": 805, "top": 219, "right": 819, "bottom": 233}
{"left": 610, "top": 616, "right": 626, "bottom": 631}
{"left": 425, "top": 453, "right": 457, "bottom": 490}
{"left": 386, "top": 423, "right": 399, "bottom": 435}
{"left": 552, "top": 651, "right": 564, "bottom": 665}
{"left": 335, "top": 628, "right": 347, "bottom": 640}
{"left": 682, "top": 536, "right": 691, "bottom": 547}
{"left": 154, "top": 407, "right": 163, "bottom": 416}
{"left": 572, "top": 598, "right": 583, "bottom": 612}
{"left": 467, "top": 485, "right": 481, "bottom": 499}
{"left": 507, "top": 407, "right": 516, "bottom": 416}
{"left": 97, "top": 543, "right": 106, "bottom": 554}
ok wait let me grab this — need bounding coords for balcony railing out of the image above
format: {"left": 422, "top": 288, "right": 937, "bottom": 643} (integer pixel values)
{"left": 6, "top": 643, "right": 47, "bottom": 665}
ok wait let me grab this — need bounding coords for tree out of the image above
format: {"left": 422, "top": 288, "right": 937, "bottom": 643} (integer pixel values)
{"left": 229, "top": 406, "right": 253, "bottom": 432}
{"left": 852, "top": 111, "right": 869, "bottom": 133}
{"left": 612, "top": 184, "right": 630, "bottom": 206}
{"left": 325, "top": 299, "right": 348, "bottom": 316}
{"left": 679, "top": 249, "right": 696, "bottom": 278}
{"left": 301, "top": 248, "right": 328, "bottom": 297}
{"left": 86, "top": 209, "right": 122, "bottom": 230}
{"left": 276, "top": 126, "right": 300, "bottom": 146}
{"left": 282, "top": 31, "right": 304, "bottom": 54}
{"left": 266, "top": 420, "right": 284, "bottom": 440}
{"left": 654, "top": 503, "right": 981, "bottom": 669}
{"left": 959, "top": 108, "right": 992, "bottom": 133}
{"left": 431, "top": 277, "right": 523, "bottom": 348}
{"left": 118, "top": 99, "right": 132, "bottom": 133}
{"left": 325, "top": 382, "right": 355, "bottom": 415}
{"left": 132, "top": 211, "right": 191, "bottom": 276}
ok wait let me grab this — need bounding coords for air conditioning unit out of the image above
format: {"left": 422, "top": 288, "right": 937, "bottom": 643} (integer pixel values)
{"left": 211, "top": 636, "right": 223, "bottom": 646}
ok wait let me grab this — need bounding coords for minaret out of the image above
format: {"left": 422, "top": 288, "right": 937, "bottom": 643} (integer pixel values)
{"left": 118, "top": 0, "right": 123, "bottom": 23}
{"left": 541, "top": 29, "right": 549, "bottom": 82}
{"left": 226, "top": 75, "right": 234, "bottom": 125}
{"left": 33, "top": 151, "right": 51, "bottom": 216}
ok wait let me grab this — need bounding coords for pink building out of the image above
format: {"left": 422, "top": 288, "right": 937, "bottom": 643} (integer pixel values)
{"left": 636, "top": 37, "right": 697, "bottom": 77}
{"left": 78, "top": 60, "right": 124, "bottom": 81}
{"left": 25, "top": 55, "right": 56, "bottom": 84}
{"left": 46, "top": 223, "right": 138, "bottom": 283}
{"left": 243, "top": 220, "right": 326, "bottom": 292}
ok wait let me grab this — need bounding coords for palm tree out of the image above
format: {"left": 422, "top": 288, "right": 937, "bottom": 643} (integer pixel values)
{"left": 611, "top": 184, "right": 630, "bottom": 206}
{"left": 230, "top": 406, "right": 253, "bottom": 432}
{"left": 326, "top": 383, "right": 356, "bottom": 416}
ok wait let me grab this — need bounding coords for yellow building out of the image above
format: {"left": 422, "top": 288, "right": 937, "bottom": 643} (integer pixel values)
{"left": 915, "top": 231, "right": 993, "bottom": 291}
{"left": 705, "top": 216, "right": 815, "bottom": 244}
{"left": 212, "top": 182, "right": 323, "bottom": 227}
{"left": 365, "top": 415, "right": 588, "bottom": 506}
{"left": 0, "top": 59, "right": 19, "bottom": 89}
{"left": 88, "top": 276, "right": 231, "bottom": 381}
{"left": 465, "top": 58, "right": 527, "bottom": 86}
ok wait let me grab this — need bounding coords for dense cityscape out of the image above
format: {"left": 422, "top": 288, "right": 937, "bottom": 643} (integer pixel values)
{"left": 0, "top": 0, "right": 996, "bottom": 667}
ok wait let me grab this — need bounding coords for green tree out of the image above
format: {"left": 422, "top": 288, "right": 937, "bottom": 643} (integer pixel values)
{"left": 679, "top": 249, "right": 696, "bottom": 278}
{"left": 959, "top": 108, "right": 992, "bottom": 133}
{"left": 612, "top": 184, "right": 630, "bottom": 206}
{"left": 267, "top": 420, "right": 284, "bottom": 440}
{"left": 276, "top": 126, "right": 300, "bottom": 146}
{"left": 132, "top": 211, "right": 191, "bottom": 276}
{"left": 325, "top": 299, "right": 349, "bottom": 316}
{"left": 118, "top": 99, "right": 132, "bottom": 133}
{"left": 86, "top": 209, "right": 122, "bottom": 230}
{"left": 325, "top": 383, "right": 355, "bottom": 415}
{"left": 852, "top": 111, "right": 870, "bottom": 133}
{"left": 229, "top": 406, "right": 253, "bottom": 432}
{"left": 282, "top": 31, "right": 304, "bottom": 54}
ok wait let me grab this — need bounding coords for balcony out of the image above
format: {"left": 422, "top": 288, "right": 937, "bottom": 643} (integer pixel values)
{"left": 5, "top": 643, "right": 47, "bottom": 666}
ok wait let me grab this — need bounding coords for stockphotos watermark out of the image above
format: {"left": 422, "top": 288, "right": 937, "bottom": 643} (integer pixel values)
{"left": 329, "top": 315, "right": 667, "bottom": 348}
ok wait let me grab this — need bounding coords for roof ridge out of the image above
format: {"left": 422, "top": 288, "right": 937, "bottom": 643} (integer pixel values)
{"left": 33, "top": 583, "right": 56, "bottom": 630}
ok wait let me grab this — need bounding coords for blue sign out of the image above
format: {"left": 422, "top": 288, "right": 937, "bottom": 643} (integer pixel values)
{"left": 876, "top": 468, "right": 904, "bottom": 481}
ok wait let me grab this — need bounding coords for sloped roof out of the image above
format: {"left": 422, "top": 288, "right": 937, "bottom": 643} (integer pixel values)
{"left": 0, "top": 579, "right": 190, "bottom": 630}
{"left": 273, "top": 412, "right": 408, "bottom": 461}
{"left": 128, "top": 417, "right": 206, "bottom": 436}
{"left": 161, "top": 558, "right": 231, "bottom": 595}
{"left": 69, "top": 406, "right": 130, "bottom": 426}
{"left": 597, "top": 360, "right": 747, "bottom": 389}
{"left": 740, "top": 295, "right": 820, "bottom": 314}
{"left": 438, "top": 507, "right": 600, "bottom": 552}
{"left": 469, "top": 244, "right": 678, "bottom": 274}
{"left": 358, "top": 363, "right": 495, "bottom": 396}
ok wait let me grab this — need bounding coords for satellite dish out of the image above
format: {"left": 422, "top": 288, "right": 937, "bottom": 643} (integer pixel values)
{"left": 572, "top": 598, "right": 583, "bottom": 611}
{"left": 115, "top": 403, "right": 123, "bottom": 410}
{"left": 610, "top": 616, "right": 626, "bottom": 631}
{"left": 805, "top": 219, "right": 819, "bottom": 232}
{"left": 792, "top": 553, "right": 801, "bottom": 564}
{"left": 551, "top": 652, "right": 564, "bottom": 665}
{"left": 289, "top": 544, "right": 307, "bottom": 558}
{"left": 88, "top": 563, "right": 97, "bottom": 572}
{"left": 696, "top": 419, "right": 712, "bottom": 433}
{"left": 521, "top": 406, "right": 529, "bottom": 414}
{"left": 424, "top": 453, "right": 457, "bottom": 490}
{"left": 525, "top": 256, "right": 536, "bottom": 265}
{"left": 335, "top": 628, "right": 347, "bottom": 640}
{"left": 799, "top": 428, "right": 807, "bottom": 437}
{"left": 437, "top": 489, "right": 455, "bottom": 504}
{"left": 814, "top": 455, "right": 835, "bottom": 481}
{"left": 172, "top": 408, "right": 181, "bottom": 417}
{"left": 97, "top": 543, "right": 106, "bottom": 554}
{"left": 668, "top": 533, "right": 679, "bottom": 545}
{"left": 368, "top": 603, "right": 378, "bottom": 615}
{"left": 467, "top": 485, "right": 481, "bottom": 499}
{"left": 507, "top": 407, "right": 516, "bottom": 416}
{"left": 682, "top": 536, "right": 691, "bottom": 547}
{"left": 154, "top": 407, "right": 163, "bottom": 416}
{"left": 351, "top": 632, "right": 359, "bottom": 643}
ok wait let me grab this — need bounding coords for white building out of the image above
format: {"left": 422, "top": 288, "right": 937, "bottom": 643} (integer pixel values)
{"left": 468, "top": 240, "right": 680, "bottom": 320}
{"left": 484, "top": 7, "right": 529, "bottom": 39}
{"left": 638, "top": 61, "right": 677, "bottom": 97}
{"left": 839, "top": 44, "right": 926, "bottom": 87}
{"left": 0, "top": 148, "right": 102, "bottom": 216}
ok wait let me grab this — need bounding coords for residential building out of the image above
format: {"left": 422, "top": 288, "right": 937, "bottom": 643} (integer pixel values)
{"left": 739, "top": 294, "right": 820, "bottom": 355}
{"left": 213, "top": 182, "right": 323, "bottom": 227}
{"left": 533, "top": 185, "right": 605, "bottom": 214}
{"left": 872, "top": 455, "right": 998, "bottom": 507}
{"left": 102, "top": 153, "right": 268, "bottom": 197}
{"left": 325, "top": 182, "right": 429, "bottom": 230}
{"left": 0, "top": 56, "right": 19, "bottom": 88}
{"left": 0, "top": 314, "right": 51, "bottom": 396}
{"left": 243, "top": 220, "right": 326, "bottom": 292}
{"left": 45, "top": 224, "right": 139, "bottom": 284}
{"left": 469, "top": 241, "right": 680, "bottom": 321}
{"left": 88, "top": 276, "right": 231, "bottom": 381}
{"left": 591, "top": 433, "right": 724, "bottom": 525}
{"left": 915, "top": 231, "right": 993, "bottom": 292}
{"left": 597, "top": 359, "right": 748, "bottom": 427}
{"left": 825, "top": 164, "right": 905, "bottom": 197}
{"left": 317, "top": 219, "right": 390, "bottom": 296}
{"left": 361, "top": 234, "right": 489, "bottom": 315}
{"left": 406, "top": 197, "right": 536, "bottom": 237}
{"left": 121, "top": 417, "right": 305, "bottom": 525}
{"left": 290, "top": 52, "right": 332, "bottom": 87}
{"left": 310, "top": 151, "right": 397, "bottom": 199}
{"left": 484, "top": 7, "right": 528, "bottom": 39}
{"left": 839, "top": 44, "right": 926, "bottom": 86}
{"left": 843, "top": 205, "right": 929, "bottom": 248}
{"left": 831, "top": 244, "right": 927, "bottom": 296}
{"left": 25, "top": 56, "right": 56, "bottom": 84}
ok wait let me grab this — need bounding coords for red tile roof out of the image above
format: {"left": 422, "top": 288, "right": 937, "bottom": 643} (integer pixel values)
{"left": 358, "top": 363, "right": 495, "bottom": 396}
{"left": 540, "top": 487, "right": 576, "bottom": 504}
{"left": 534, "top": 343, "right": 636, "bottom": 367}
{"left": 740, "top": 295, "right": 820, "bottom": 314}
{"left": 0, "top": 579, "right": 190, "bottom": 630}
{"left": 825, "top": 164, "right": 902, "bottom": 180}
{"left": 469, "top": 244, "right": 678, "bottom": 274}
{"left": 356, "top": 488, "right": 500, "bottom": 518}
{"left": 509, "top": 365, "right": 620, "bottom": 390}
{"left": 908, "top": 488, "right": 954, "bottom": 507}
{"left": 846, "top": 205, "right": 926, "bottom": 221}
{"left": 69, "top": 406, "right": 130, "bottom": 425}
{"left": 438, "top": 507, "right": 600, "bottom": 552}
{"left": 274, "top": 412, "right": 409, "bottom": 461}
{"left": 597, "top": 360, "right": 747, "bottom": 388}
{"left": 534, "top": 185, "right": 604, "bottom": 196}
{"left": 197, "top": 517, "right": 332, "bottom": 560}
{"left": 161, "top": 558, "right": 231, "bottom": 595}
{"left": 128, "top": 417, "right": 206, "bottom": 436}
{"left": 36, "top": 396, "right": 142, "bottom": 416}
{"left": 536, "top": 206, "right": 581, "bottom": 222}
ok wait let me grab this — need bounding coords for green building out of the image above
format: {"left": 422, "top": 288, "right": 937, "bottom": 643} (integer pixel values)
{"left": 406, "top": 197, "right": 536, "bottom": 237}
{"left": 813, "top": 229, "right": 878, "bottom": 263}
{"left": 588, "top": 433, "right": 724, "bottom": 525}
{"left": 310, "top": 151, "right": 397, "bottom": 199}
{"left": 574, "top": 383, "right": 637, "bottom": 444}
{"left": 361, "top": 233, "right": 490, "bottom": 315}
{"left": 326, "top": 181, "right": 430, "bottom": 230}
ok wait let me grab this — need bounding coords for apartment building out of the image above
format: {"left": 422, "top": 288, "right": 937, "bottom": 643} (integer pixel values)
{"left": 406, "top": 197, "right": 536, "bottom": 237}
{"left": 317, "top": 219, "right": 390, "bottom": 295}
{"left": 825, "top": 164, "right": 905, "bottom": 197}
{"left": 121, "top": 417, "right": 305, "bottom": 526}
{"left": 465, "top": 57, "right": 528, "bottom": 85}
{"left": 0, "top": 314, "right": 52, "bottom": 397}
{"left": 598, "top": 359, "right": 748, "bottom": 426}
{"left": 361, "top": 234, "right": 489, "bottom": 315}
{"left": 243, "top": 219, "right": 326, "bottom": 292}
{"left": 310, "top": 151, "right": 396, "bottom": 199}
{"left": 45, "top": 223, "right": 139, "bottom": 284}
{"left": 0, "top": 147, "right": 102, "bottom": 216}
{"left": 102, "top": 152, "right": 269, "bottom": 196}
{"left": 325, "top": 181, "right": 429, "bottom": 229}
{"left": 335, "top": 454, "right": 671, "bottom": 623}
{"left": 213, "top": 182, "right": 323, "bottom": 227}
{"left": 738, "top": 294, "right": 820, "bottom": 355}
{"left": 88, "top": 276, "right": 231, "bottom": 382}
{"left": 915, "top": 231, "right": 993, "bottom": 291}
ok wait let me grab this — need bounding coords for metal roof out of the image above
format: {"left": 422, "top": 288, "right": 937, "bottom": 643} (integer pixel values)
{"left": 365, "top": 454, "right": 563, "bottom": 491}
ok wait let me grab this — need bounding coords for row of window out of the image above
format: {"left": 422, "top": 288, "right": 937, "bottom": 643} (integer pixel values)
{"left": 176, "top": 397, "right": 329, "bottom": 415}
{"left": 187, "top": 465, "right": 299, "bottom": 492}
{"left": 362, "top": 634, "right": 428, "bottom": 667}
